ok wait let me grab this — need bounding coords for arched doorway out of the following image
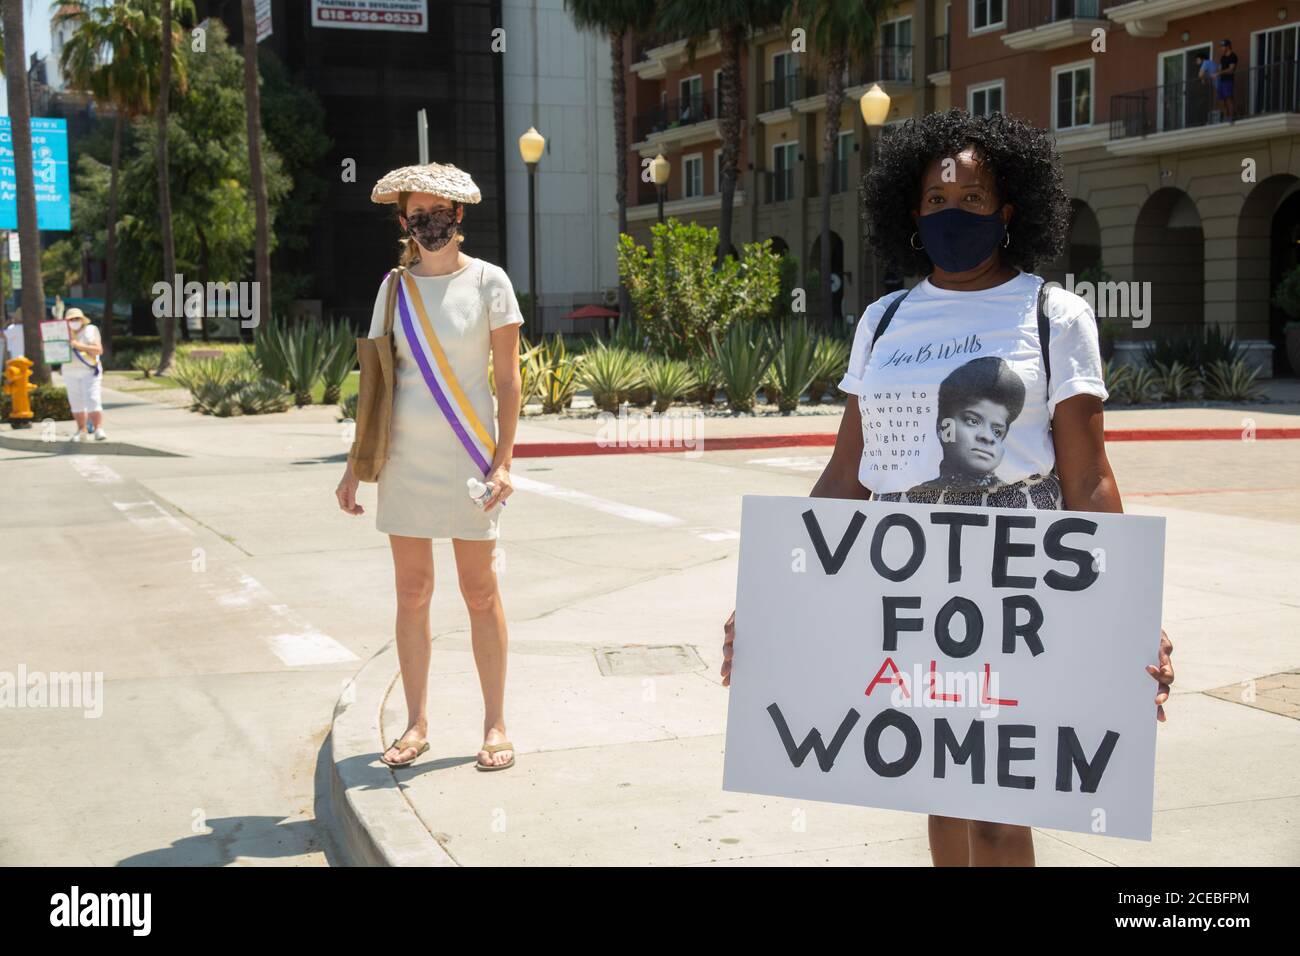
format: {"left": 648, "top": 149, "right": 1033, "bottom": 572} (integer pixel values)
{"left": 1133, "top": 188, "right": 1204, "bottom": 334}
{"left": 767, "top": 235, "right": 790, "bottom": 257}
{"left": 1040, "top": 199, "right": 1102, "bottom": 286}
{"left": 808, "top": 231, "right": 846, "bottom": 323}
{"left": 1238, "top": 174, "right": 1300, "bottom": 375}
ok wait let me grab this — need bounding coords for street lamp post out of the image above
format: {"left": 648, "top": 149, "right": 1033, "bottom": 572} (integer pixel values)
{"left": 518, "top": 126, "right": 546, "bottom": 328}
{"left": 650, "top": 153, "right": 671, "bottom": 224}
{"left": 858, "top": 84, "right": 891, "bottom": 309}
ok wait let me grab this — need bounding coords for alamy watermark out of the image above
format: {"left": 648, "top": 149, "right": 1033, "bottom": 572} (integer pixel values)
{"left": 152, "top": 274, "right": 260, "bottom": 329}
{"left": 1, "top": 666, "right": 103, "bottom": 718}
{"left": 595, "top": 407, "right": 705, "bottom": 457}
{"left": 1042, "top": 273, "right": 1152, "bottom": 329}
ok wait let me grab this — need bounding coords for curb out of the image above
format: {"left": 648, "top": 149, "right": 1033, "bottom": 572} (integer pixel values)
{"left": 328, "top": 641, "right": 456, "bottom": 867}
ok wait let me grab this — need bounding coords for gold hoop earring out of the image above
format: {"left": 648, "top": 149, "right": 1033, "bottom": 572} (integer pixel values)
{"left": 909, "top": 231, "right": 923, "bottom": 250}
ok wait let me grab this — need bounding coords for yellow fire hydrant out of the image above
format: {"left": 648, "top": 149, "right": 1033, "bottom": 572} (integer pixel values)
{"left": 3, "top": 356, "right": 37, "bottom": 425}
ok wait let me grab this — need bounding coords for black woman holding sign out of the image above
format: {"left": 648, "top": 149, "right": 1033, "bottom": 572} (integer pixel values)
{"left": 721, "top": 109, "right": 1174, "bottom": 866}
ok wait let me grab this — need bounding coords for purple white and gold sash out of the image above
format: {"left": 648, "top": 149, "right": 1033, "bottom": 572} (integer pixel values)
{"left": 394, "top": 272, "right": 496, "bottom": 477}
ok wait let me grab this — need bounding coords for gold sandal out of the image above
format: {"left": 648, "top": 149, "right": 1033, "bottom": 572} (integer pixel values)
{"left": 475, "top": 741, "right": 515, "bottom": 772}
{"left": 381, "top": 737, "right": 429, "bottom": 768}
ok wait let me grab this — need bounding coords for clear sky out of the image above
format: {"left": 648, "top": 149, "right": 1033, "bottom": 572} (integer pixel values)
{"left": 0, "top": 0, "right": 58, "bottom": 116}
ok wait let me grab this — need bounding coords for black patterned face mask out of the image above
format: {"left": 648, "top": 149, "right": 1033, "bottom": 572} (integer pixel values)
{"left": 404, "top": 207, "right": 459, "bottom": 251}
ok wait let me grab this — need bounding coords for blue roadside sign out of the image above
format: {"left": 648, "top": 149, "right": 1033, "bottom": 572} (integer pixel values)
{"left": 0, "top": 117, "right": 72, "bottom": 231}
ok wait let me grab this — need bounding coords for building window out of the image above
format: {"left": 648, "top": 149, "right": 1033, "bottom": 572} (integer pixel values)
{"left": 679, "top": 74, "right": 703, "bottom": 123}
{"left": 835, "top": 131, "right": 854, "bottom": 192}
{"left": 971, "top": 0, "right": 1004, "bottom": 33}
{"left": 1053, "top": 61, "right": 1093, "bottom": 130}
{"left": 772, "top": 142, "right": 797, "bottom": 202}
{"left": 880, "top": 17, "right": 913, "bottom": 82}
{"left": 968, "top": 79, "right": 1004, "bottom": 116}
{"left": 683, "top": 153, "right": 704, "bottom": 198}
{"left": 772, "top": 51, "right": 797, "bottom": 109}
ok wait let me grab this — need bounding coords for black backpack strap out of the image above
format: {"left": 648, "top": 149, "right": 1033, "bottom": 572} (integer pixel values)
{"left": 868, "top": 288, "right": 910, "bottom": 356}
{"left": 1036, "top": 278, "right": 1051, "bottom": 391}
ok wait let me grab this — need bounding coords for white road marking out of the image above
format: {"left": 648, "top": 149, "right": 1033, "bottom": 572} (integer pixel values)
{"left": 69, "top": 456, "right": 124, "bottom": 484}
{"left": 747, "top": 455, "right": 830, "bottom": 472}
{"left": 512, "top": 474, "right": 682, "bottom": 527}
{"left": 695, "top": 529, "right": 740, "bottom": 541}
{"left": 111, "top": 500, "right": 192, "bottom": 534}
{"left": 204, "top": 572, "right": 358, "bottom": 667}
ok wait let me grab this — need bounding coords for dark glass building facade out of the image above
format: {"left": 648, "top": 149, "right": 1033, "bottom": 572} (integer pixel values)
{"left": 203, "top": 0, "right": 506, "bottom": 325}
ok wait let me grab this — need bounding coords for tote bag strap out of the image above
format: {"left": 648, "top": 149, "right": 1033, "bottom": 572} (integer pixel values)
{"left": 382, "top": 267, "right": 405, "bottom": 337}
{"left": 867, "top": 288, "right": 910, "bottom": 357}
{"left": 1036, "top": 278, "right": 1051, "bottom": 392}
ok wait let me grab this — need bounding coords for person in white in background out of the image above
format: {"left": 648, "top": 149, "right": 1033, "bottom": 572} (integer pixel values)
{"left": 2, "top": 310, "right": 24, "bottom": 364}
{"left": 62, "top": 307, "right": 108, "bottom": 442}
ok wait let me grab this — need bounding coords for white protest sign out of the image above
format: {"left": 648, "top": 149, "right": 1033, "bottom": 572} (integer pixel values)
{"left": 723, "top": 495, "right": 1165, "bottom": 841}
{"left": 40, "top": 319, "right": 71, "bottom": 365}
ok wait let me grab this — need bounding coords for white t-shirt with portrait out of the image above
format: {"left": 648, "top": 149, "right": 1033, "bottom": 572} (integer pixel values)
{"left": 837, "top": 271, "right": 1107, "bottom": 497}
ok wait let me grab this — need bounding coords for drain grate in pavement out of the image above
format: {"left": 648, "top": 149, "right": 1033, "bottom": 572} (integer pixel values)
{"left": 1205, "top": 671, "right": 1300, "bottom": 720}
{"left": 594, "top": 644, "right": 705, "bottom": 677}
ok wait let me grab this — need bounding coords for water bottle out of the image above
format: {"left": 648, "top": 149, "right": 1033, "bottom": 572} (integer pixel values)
{"left": 467, "top": 477, "right": 492, "bottom": 509}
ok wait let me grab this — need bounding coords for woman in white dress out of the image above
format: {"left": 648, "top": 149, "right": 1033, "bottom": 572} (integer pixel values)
{"left": 335, "top": 163, "right": 524, "bottom": 771}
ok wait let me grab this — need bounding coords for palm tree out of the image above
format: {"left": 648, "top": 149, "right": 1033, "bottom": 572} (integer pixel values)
{"left": 789, "top": 0, "right": 886, "bottom": 330}
{"left": 155, "top": 0, "right": 179, "bottom": 374}
{"left": 241, "top": 0, "right": 271, "bottom": 333}
{"left": 3, "top": 1, "right": 51, "bottom": 385}
{"left": 659, "top": 0, "right": 786, "bottom": 264}
{"left": 56, "top": 1, "right": 186, "bottom": 362}
{"left": 564, "top": 0, "right": 655, "bottom": 323}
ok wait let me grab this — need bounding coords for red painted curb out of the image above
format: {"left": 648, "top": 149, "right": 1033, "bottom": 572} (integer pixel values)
{"left": 512, "top": 426, "right": 1300, "bottom": 459}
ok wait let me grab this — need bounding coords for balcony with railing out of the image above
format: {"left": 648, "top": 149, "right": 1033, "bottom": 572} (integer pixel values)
{"left": 762, "top": 70, "right": 815, "bottom": 114}
{"left": 761, "top": 167, "right": 797, "bottom": 204}
{"left": 808, "top": 157, "right": 852, "bottom": 199}
{"left": 1108, "top": 60, "right": 1300, "bottom": 152}
{"left": 634, "top": 91, "right": 724, "bottom": 144}
{"left": 1003, "top": 0, "right": 1112, "bottom": 51}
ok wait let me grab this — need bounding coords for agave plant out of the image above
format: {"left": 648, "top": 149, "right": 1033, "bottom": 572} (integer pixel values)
{"left": 537, "top": 335, "right": 581, "bottom": 413}
{"left": 767, "top": 320, "right": 817, "bottom": 413}
{"left": 1102, "top": 358, "right": 1132, "bottom": 405}
{"left": 1113, "top": 364, "right": 1158, "bottom": 404}
{"left": 339, "top": 391, "right": 359, "bottom": 421}
{"left": 172, "top": 353, "right": 253, "bottom": 410}
{"left": 252, "top": 317, "right": 291, "bottom": 385}
{"left": 1201, "top": 358, "right": 1261, "bottom": 402}
{"left": 578, "top": 345, "right": 644, "bottom": 413}
{"left": 281, "top": 321, "right": 342, "bottom": 406}
{"left": 517, "top": 336, "right": 544, "bottom": 412}
{"left": 808, "top": 337, "right": 850, "bottom": 404}
{"left": 235, "top": 379, "right": 292, "bottom": 415}
{"left": 685, "top": 352, "right": 718, "bottom": 405}
{"left": 1151, "top": 360, "right": 1199, "bottom": 402}
{"left": 713, "top": 322, "right": 773, "bottom": 413}
{"left": 320, "top": 321, "right": 357, "bottom": 405}
{"left": 131, "top": 350, "right": 161, "bottom": 379}
{"left": 644, "top": 358, "right": 695, "bottom": 413}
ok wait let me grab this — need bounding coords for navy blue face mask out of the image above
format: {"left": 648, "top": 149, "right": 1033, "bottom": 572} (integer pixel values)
{"left": 915, "top": 207, "right": 1006, "bottom": 273}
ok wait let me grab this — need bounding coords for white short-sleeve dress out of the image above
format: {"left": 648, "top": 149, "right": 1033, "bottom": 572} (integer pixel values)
{"left": 366, "top": 256, "right": 524, "bottom": 540}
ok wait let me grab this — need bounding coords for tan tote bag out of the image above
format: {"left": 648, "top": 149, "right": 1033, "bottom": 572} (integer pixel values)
{"left": 347, "top": 267, "right": 403, "bottom": 482}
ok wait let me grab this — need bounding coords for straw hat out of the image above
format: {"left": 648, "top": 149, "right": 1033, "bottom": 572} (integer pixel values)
{"left": 371, "top": 162, "right": 481, "bottom": 205}
{"left": 64, "top": 307, "right": 87, "bottom": 322}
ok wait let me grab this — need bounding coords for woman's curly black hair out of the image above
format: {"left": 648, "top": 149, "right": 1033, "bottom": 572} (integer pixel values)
{"left": 861, "top": 108, "right": 1070, "bottom": 276}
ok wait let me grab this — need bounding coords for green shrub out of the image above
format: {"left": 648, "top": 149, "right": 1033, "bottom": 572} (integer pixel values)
{"left": 537, "top": 334, "right": 580, "bottom": 413}
{"left": 1151, "top": 360, "right": 1199, "bottom": 402}
{"left": 1110, "top": 363, "right": 1158, "bottom": 404}
{"left": 1201, "top": 358, "right": 1261, "bottom": 402}
{"left": 339, "top": 391, "right": 359, "bottom": 421}
{"left": 129, "top": 350, "right": 161, "bottom": 378}
{"left": 1272, "top": 264, "right": 1300, "bottom": 319}
{"left": 517, "top": 336, "right": 543, "bottom": 412}
{"left": 1, "top": 384, "right": 72, "bottom": 421}
{"left": 578, "top": 345, "right": 643, "bottom": 412}
{"left": 1102, "top": 358, "right": 1132, "bottom": 404}
{"left": 808, "top": 336, "right": 850, "bottom": 403}
{"left": 280, "top": 322, "right": 341, "bottom": 406}
{"left": 1143, "top": 326, "right": 1240, "bottom": 370}
{"left": 643, "top": 358, "right": 695, "bottom": 413}
{"left": 319, "top": 320, "right": 356, "bottom": 405}
{"left": 685, "top": 353, "right": 719, "bottom": 405}
{"left": 713, "top": 322, "right": 773, "bottom": 413}
{"left": 767, "top": 319, "right": 817, "bottom": 413}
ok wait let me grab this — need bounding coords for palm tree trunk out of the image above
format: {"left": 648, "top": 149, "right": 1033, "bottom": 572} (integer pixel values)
{"left": 242, "top": 0, "right": 271, "bottom": 331}
{"left": 102, "top": 112, "right": 123, "bottom": 362}
{"left": 155, "top": 0, "right": 178, "bottom": 375}
{"left": 3, "top": 3, "right": 51, "bottom": 385}
{"left": 611, "top": 29, "right": 631, "bottom": 325}
{"left": 717, "top": 21, "right": 744, "bottom": 264}
{"left": 821, "top": 46, "right": 846, "bottom": 333}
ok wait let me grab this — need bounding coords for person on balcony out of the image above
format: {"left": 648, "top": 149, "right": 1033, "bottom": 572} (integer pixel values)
{"left": 1216, "top": 39, "right": 1238, "bottom": 123}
